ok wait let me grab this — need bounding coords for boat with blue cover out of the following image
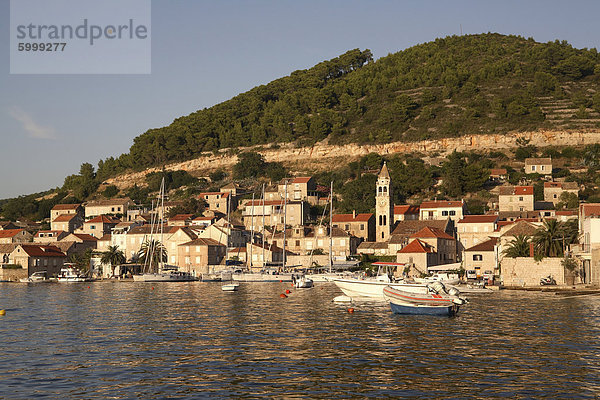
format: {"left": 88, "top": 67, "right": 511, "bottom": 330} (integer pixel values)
{"left": 383, "top": 282, "right": 467, "bottom": 316}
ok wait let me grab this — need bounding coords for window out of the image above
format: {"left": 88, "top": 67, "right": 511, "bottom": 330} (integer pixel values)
{"left": 196, "top": 246, "right": 201, "bottom": 252}
{"left": 111, "top": 207, "right": 115, "bottom": 212}
{"left": 340, "top": 239, "right": 345, "bottom": 246}
{"left": 90, "top": 225, "right": 96, "bottom": 230}
{"left": 360, "top": 224, "right": 364, "bottom": 230}
{"left": 449, "top": 210, "right": 456, "bottom": 216}
{"left": 196, "top": 256, "right": 200, "bottom": 263}
{"left": 519, "top": 196, "right": 524, "bottom": 201}
{"left": 383, "top": 215, "right": 387, "bottom": 225}
{"left": 541, "top": 165, "right": 545, "bottom": 171}
{"left": 295, "top": 240, "right": 300, "bottom": 247}
{"left": 532, "top": 165, "right": 536, "bottom": 171}
{"left": 442, "top": 211, "right": 448, "bottom": 216}
{"left": 317, "top": 239, "right": 323, "bottom": 247}
{"left": 554, "top": 194, "right": 557, "bottom": 199}
{"left": 473, "top": 254, "right": 483, "bottom": 261}
{"left": 345, "top": 224, "right": 350, "bottom": 231}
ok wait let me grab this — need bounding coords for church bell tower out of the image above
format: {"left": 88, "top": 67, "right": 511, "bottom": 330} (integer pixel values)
{"left": 376, "top": 162, "right": 393, "bottom": 242}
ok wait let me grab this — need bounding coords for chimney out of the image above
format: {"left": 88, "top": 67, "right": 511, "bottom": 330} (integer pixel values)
{"left": 352, "top": 210, "right": 356, "bottom": 219}
{"left": 529, "top": 242, "right": 535, "bottom": 258}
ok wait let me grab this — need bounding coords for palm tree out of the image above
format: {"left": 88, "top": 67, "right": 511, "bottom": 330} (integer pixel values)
{"left": 533, "top": 219, "right": 564, "bottom": 258}
{"left": 502, "top": 234, "right": 531, "bottom": 258}
{"left": 101, "top": 245, "right": 126, "bottom": 266}
{"left": 138, "top": 239, "right": 167, "bottom": 271}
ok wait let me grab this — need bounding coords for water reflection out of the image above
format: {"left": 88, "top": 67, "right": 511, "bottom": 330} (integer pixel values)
{"left": 0, "top": 282, "right": 599, "bottom": 398}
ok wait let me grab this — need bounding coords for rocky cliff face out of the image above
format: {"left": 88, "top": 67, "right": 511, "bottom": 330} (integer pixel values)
{"left": 105, "top": 129, "right": 600, "bottom": 189}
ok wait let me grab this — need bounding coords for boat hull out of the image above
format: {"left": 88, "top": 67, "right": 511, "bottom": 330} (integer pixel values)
{"left": 332, "top": 278, "right": 428, "bottom": 299}
{"left": 389, "top": 301, "right": 459, "bottom": 316}
{"left": 382, "top": 286, "right": 457, "bottom": 307}
{"left": 132, "top": 272, "right": 197, "bottom": 282}
{"left": 232, "top": 273, "right": 293, "bottom": 282}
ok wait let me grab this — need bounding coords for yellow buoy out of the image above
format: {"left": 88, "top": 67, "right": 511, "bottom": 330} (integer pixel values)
{"left": 0, "top": 310, "right": 5, "bottom": 316}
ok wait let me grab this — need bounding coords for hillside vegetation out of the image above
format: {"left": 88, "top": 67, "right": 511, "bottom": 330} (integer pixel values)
{"left": 93, "top": 33, "right": 600, "bottom": 180}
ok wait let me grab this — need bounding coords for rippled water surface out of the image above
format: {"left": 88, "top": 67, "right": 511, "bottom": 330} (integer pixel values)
{"left": 1, "top": 281, "right": 599, "bottom": 399}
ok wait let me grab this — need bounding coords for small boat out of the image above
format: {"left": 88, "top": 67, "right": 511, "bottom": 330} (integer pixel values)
{"left": 133, "top": 270, "right": 197, "bottom": 282}
{"left": 231, "top": 268, "right": 293, "bottom": 282}
{"left": 414, "top": 273, "right": 460, "bottom": 286}
{"left": 20, "top": 270, "right": 51, "bottom": 283}
{"left": 454, "top": 283, "right": 494, "bottom": 294}
{"left": 383, "top": 282, "right": 467, "bottom": 316}
{"left": 294, "top": 275, "right": 313, "bottom": 289}
{"left": 57, "top": 266, "right": 89, "bottom": 282}
{"left": 221, "top": 282, "right": 240, "bottom": 291}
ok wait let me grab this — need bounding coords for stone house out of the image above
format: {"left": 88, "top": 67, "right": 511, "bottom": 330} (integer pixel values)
{"left": 524, "top": 157, "right": 552, "bottom": 175}
{"left": 543, "top": 181, "right": 579, "bottom": 205}
{"left": 241, "top": 199, "right": 308, "bottom": 231}
{"left": 197, "top": 220, "right": 247, "bottom": 249}
{"left": 410, "top": 226, "right": 458, "bottom": 265}
{"left": 177, "top": 238, "right": 226, "bottom": 275}
{"left": 393, "top": 205, "right": 420, "bottom": 222}
{"left": 332, "top": 212, "right": 375, "bottom": 242}
{"left": 395, "top": 239, "right": 437, "bottom": 276}
{"left": 245, "top": 241, "right": 284, "bottom": 270}
{"left": 0, "top": 229, "right": 33, "bottom": 244}
{"left": 33, "top": 230, "right": 69, "bottom": 243}
{"left": 271, "top": 225, "right": 359, "bottom": 259}
{"left": 50, "top": 203, "right": 83, "bottom": 221}
{"left": 198, "top": 192, "right": 234, "bottom": 214}
{"left": 168, "top": 214, "right": 194, "bottom": 227}
{"left": 456, "top": 215, "right": 499, "bottom": 252}
{"left": 80, "top": 215, "right": 120, "bottom": 238}
{"left": 419, "top": 200, "right": 466, "bottom": 221}
{"left": 165, "top": 226, "right": 198, "bottom": 267}
{"left": 51, "top": 213, "right": 84, "bottom": 233}
{"left": 489, "top": 168, "right": 508, "bottom": 182}
{"left": 498, "top": 186, "right": 535, "bottom": 212}
{"left": 9, "top": 244, "right": 66, "bottom": 277}
{"left": 84, "top": 198, "right": 130, "bottom": 219}
{"left": 387, "top": 219, "right": 455, "bottom": 255}
{"left": 463, "top": 238, "right": 499, "bottom": 279}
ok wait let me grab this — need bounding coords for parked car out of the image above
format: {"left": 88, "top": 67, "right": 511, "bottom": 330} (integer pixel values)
{"left": 466, "top": 270, "right": 477, "bottom": 280}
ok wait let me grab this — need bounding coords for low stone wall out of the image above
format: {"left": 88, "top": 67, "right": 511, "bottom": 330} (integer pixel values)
{"left": 286, "top": 255, "right": 330, "bottom": 268}
{"left": 0, "top": 268, "right": 27, "bottom": 282}
{"left": 501, "top": 257, "right": 565, "bottom": 287}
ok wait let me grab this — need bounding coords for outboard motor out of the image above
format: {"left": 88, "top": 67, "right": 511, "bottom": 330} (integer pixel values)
{"left": 447, "top": 287, "right": 461, "bottom": 297}
{"left": 428, "top": 281, "right": 446, "bottom": 294}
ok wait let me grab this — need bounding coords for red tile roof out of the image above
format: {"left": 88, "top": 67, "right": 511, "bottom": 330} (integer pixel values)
{"left": 86, "top": 215, "right": 120, "bottom": 224}
{"left": 291, "top": 177, "right": 311, "bottom": 184}
{"left": 398, "top": 239, "right": 433, "bottom": 254}
{"left": 70, "top": 233, "right": 98, "bottom": 242}
{"left": 555, "top": 210, "right": 576, "bottom": 216}
{"left": 18, "top": 244, "right": 65, "bottom": 257}
{"left": 515, "top": 186, "right": 534, "bottom": 195}
{"left": 457, "top": 215, "right": 498, "bottom": 224}
{"left": 498, "top": 186, "right": 534, "bottom": 196}
{"left": 51, "top": 204, "right": 81, "bottom": 211}
{"left": 410, "top": 226, "right": 455, "bottom": 240}
{"left": 332, "top": 213, "right": 373, "bottom": 223}
{"left": 53, "top": 214, "right": 78, "bottom": 222}
{"left": 394, "top": 205, "right": 420, "bottom": 215}
{"left": 34, "top": 230, "right": 66, "bottom": 238}
{"left": 581, "top": 204, "right": 600, "bottom": 218}
{"left": 420, "top": 200, "right": 464, "bottom": 209}
{"left": 0, "top": 229, "right": 25, "bottom": 239}
{"left": 544, "top": 182, "right": 561, "bottom": 188}
{"left": 198, "top": 192, "right": 229, "bottom": 198}
{"left": 490, "top": 168, "right": 507, "bottom": 175}
{"left": 465, "top": 237, "right": 498, "bottom": 252}
{"left": 525, "top": 157, "right": 552, "bottom": 165}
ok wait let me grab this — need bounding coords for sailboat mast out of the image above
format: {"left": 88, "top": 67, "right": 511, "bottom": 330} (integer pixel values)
{"left": 262, "top": 183, "right": 265, "bottom": 267}
{"left": 159, "top": 177, "right": 165, "bottom": 272}
{"left": 329, "top": 181, "right": 333, "bottom": 274}
{"left": 249, "top": 192, "right": 255, "bottom": 269}
{"left": 226, "top": 192, "right": 231, "bottom": 264}
{"left": 282, "top": 181, "right": 287, "bottom": 271}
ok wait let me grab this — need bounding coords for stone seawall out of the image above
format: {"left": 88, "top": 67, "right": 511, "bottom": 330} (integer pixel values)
{"left": 105, "top": 129, "right": 600, "bottom": 190}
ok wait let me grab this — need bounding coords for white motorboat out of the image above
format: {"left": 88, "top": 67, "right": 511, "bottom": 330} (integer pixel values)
{"left": 383, "top": 282, "right": 467, "bottom": 316}
{"left": 221, "top": 282, "right": 240, "bottom": 291}
{"left": 132, "top": 270, "right": 197, "bottom": 282}
{"left": 20, "top": 270, "right": 51, "bottom": 283}
{"left": 231, "top": 268, "right": 293, "bottom": 282}
{"left": 332, "top": 262, "right": 427, "bottom": 299}
{"left": 414, "top": 273, "right": 460, "bottom": 286}
{"left": 57, "top": 266, "right": 89, "bottom": 282}
{"left": 294, "top": 275, "right": 314, "bottom": 288}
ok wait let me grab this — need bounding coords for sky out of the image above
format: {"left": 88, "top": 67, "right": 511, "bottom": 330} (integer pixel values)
{"left": 1, "top": 0, "right": 600, "bottom": 199}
